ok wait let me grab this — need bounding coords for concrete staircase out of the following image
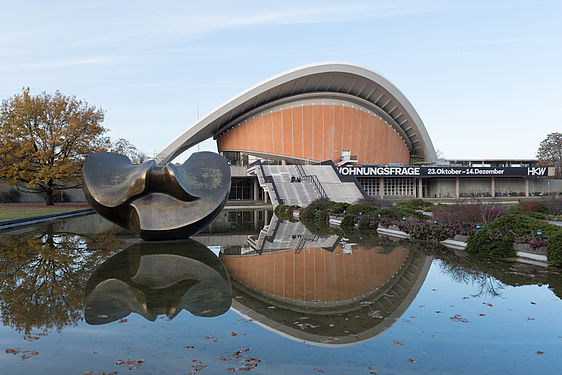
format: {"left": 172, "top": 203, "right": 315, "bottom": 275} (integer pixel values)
{"left": 248, "top": 162, "right": 365, "bottom": 207}
{"left": 303, "top": 165, "right": 364, "bottom": 204}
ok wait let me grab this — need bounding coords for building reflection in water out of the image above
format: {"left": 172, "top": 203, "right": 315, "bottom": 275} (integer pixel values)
{"left": 84, "top": 240, "right": 232, "bottom": 325}
{"left": 219, "top": 216, "right": 433, "bottom": 346}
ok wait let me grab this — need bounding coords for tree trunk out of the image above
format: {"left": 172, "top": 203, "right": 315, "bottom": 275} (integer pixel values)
{"left": 45, "top": 190, "right": 54, "bottom": 206}
{"left": 45, "top": 180, "right": 54, "bottom": 206}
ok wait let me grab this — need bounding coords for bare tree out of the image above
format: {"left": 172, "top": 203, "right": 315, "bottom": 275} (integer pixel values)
{"left": 536, "top": 132, "right": 562, "bottom": 177}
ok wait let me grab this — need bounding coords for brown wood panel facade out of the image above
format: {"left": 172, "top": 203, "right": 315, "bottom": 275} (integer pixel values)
{"left": 221, "top": 245, "right": 409, "bottom": 302}
{"left": 217, "top": 104, "right": 410, "bottom": 164}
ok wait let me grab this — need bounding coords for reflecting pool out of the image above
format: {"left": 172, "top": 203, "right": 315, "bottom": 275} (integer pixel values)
{"left": 0, "top": 211, "right": 561, "bottom": 374}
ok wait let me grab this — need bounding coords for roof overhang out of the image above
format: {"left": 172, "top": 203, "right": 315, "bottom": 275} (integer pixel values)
{"left": 156, "top": 62, "right": 437, "bottom": 164}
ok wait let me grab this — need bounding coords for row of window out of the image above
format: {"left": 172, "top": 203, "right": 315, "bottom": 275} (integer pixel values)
{"left": 358, "top": 177, "right": 416, "bottom": 196}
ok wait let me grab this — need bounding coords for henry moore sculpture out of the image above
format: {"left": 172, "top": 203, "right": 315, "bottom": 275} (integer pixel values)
{"left": 82, "top": 151, "right": 231, "bottom": 240}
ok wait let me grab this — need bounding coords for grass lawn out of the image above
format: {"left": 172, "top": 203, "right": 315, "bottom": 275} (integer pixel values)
{"left": 0, "top": 208, "right": 74, "bottom": 221}
{"left": 0, "top": 203, "right": 89, "bottom": 221}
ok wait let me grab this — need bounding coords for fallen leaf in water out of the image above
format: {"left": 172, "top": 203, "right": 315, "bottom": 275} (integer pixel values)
{"left": 189, "top": 360, "right": 208, "bottom": 375}
{"left": 231, "top": 332, "right": 238, "bottom": 336}
{"left": 184, "top": 346, "right": 195, "bottom": 349}
{"left": 118, "top": 319, "right": 127, "bottom": 324}
{"left": 483, "top": 303, "right": 493, "bottom": 307}
{"left": 116, "top": 359, "right": 144, "bottom": 370}
{"left": 435, "top": 310, "right": 443, "bottom": 314}
{"left": 5, "top": 348, "right": 21, "bottom": 355}
{"left": 531, "top": 301, "right": 536, "bottom": 305}
{"left": 313, "top": 369, "right": 324, "bottom": 373}
{"left": 450, "top": 314, "right": 469, "bottom": 323}
{"left": 419, "top": 305, "right": 425, "bottom": 308}
{"left": 479, "top": 314, "right": 486, "bottom": 317}
{"left": 432, "top": 335, "right": 438, "bottom": 338}
{"left": 462, "top": 297, "right": 470, "bottom": 300}
{"left": 432, "top": 289, "right": 439, "bottom": 291}
{"left": 527, "top": 317, "right": 535, "bottom": 321}
{"left": 392, "top": 339, "right": 404, "bottom": 346}
{"left": 20, "top": 351, "right": 39, "bottom": 360}
{"left": 368, "top": 365, "right": 377, "bottom": 374}
{"left": 408, "top": 358, "right": 416, "bottom": 363}
{"left": 536, "top": 351, "right": 544, "bottom": 355}
{"left": 24, "top": 336, "right": 40, "bottom": 342}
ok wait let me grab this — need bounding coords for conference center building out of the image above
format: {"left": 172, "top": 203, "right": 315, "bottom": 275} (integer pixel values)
{"left": 157, "top": 63, "right": 560, "bottom": 206}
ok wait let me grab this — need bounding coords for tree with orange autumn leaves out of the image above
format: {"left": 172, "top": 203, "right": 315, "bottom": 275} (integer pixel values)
{"left": 0, "top": 88, "right": 110, "bottom": 205}
{"left": 0, "top": 226, "right": 123, "bottom": 334}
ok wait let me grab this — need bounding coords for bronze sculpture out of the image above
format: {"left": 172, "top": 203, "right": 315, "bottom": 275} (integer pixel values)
{"left": 82, "top": 151, "right": 230, "bottom": 240}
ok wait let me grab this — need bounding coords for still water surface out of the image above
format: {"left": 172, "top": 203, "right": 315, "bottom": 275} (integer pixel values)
{"left": 0, "top": 211, "right": 560, "bottom": 374}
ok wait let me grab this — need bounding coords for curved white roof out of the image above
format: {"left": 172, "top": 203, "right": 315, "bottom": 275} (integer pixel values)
{"left": 156, "top": 62, "right": 437, "bottom": 164}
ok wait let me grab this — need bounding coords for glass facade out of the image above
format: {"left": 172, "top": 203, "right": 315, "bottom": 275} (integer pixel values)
{"left": 357, "top": 177, "right": 380, "bottom": 196}
{"left": 358, "top": 177, "right": 415, "bottom": 197}
{"left": 228, "top": 177, "right": 255, "bottom": 200}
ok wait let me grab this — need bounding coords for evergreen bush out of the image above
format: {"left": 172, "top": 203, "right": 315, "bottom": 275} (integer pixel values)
{"left": 546, "top": 230, "right": 562, "bottom": 267}
{"left": 340, "top": 215, "right": 355, "bottom": 227}
{"left": 466, "top": 229, "right": 516, "bottom": 258}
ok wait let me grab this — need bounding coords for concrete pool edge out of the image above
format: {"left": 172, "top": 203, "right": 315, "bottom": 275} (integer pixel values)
{"left": 0, "top": 208, "right": 95, "bottom": 231}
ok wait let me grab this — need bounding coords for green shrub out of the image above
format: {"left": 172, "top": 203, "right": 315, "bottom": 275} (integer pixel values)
{"left": 486, "top": 213, "right": 559, "bottom": 237}
{"left": 274, "top": 205, "right": 295, "bottom": 221}
{"left": 0, "top": 188, "right": 20, "bottom": 203}
{"left": 508, "top": 203, "right": 547, "bottom": 219}
{"left": 358, "top": 213, "right": 378, "bottom": 229}
{"left": 299, "top": 199, "right": 337, "bottom": 234}
{"left": 546, "top": 230, "right": 562, "bottom": 267}
{"left": 466, "top": 229, "right": 515, "bottom": 258}
{"left": 340, "top": 215, "right": 355, "bottom": 227}
{"left": 346, "top": 204, "right": 377, "bottom": 216}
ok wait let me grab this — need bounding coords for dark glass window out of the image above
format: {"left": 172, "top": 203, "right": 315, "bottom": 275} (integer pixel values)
{"left": 228, "top": 177, "right": 253, "bottom": 200}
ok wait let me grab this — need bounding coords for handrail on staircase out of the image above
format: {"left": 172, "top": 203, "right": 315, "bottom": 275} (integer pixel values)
{"left": 256, "top": 161, "right": 284, "bottom": 205}
{"left": 294, "top": 160, "right": 327, "bottom": 199}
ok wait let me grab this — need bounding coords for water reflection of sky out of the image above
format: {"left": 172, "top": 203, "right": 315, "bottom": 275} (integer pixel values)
{"left": 0, "top": 212, "right": 561, "bottom": 374}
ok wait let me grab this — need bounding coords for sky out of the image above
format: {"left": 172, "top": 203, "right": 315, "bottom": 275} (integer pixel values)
{"left": 1, "top": 0, "right": 561, "bottom": 162}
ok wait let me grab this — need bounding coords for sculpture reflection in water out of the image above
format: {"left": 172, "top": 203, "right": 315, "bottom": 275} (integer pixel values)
{"left": 83, "top": 239, "right": 232, "bottom": 325}
{"left": 82, "top": 151, "right": 231, "bottom": 240}
{"left": 219, "top": 216, "right": 433, "bottom": 346}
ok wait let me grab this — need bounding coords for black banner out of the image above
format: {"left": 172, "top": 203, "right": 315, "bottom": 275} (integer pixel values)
{"left": 337, "top": 165, "right": 548, "bottom": 177}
